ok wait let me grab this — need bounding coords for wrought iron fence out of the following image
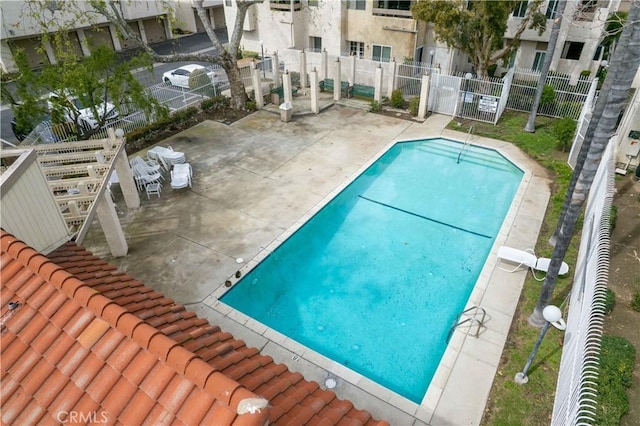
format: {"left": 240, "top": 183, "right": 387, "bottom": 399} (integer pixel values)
{"left": 20, "top": 79, "right": 222, "bottom": 145}
{"left": 455, "top": 74, "right": 506, "bottom": 124}
{"left": 507, "top": 68, "right": 596, "bottom": 120}
{"left": 395, "top": 61, "right": 437, "bottom": 99}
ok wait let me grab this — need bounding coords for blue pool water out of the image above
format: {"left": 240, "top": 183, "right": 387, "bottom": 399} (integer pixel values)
{"left": 221, "top": 138, "right": 523, "bottom": 403}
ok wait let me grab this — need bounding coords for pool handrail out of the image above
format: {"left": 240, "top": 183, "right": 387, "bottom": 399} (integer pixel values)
{"left": 456, "top": 125, "right": 475, "bottom": 164}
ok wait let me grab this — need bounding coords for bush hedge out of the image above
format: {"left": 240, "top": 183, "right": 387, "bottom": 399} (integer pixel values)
{"left": 390, "top": 89, "right": 405, "bottom": 108}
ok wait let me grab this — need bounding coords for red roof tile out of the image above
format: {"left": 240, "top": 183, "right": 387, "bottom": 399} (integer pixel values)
{"left": 0, "top": 231, "right": 270, "bottom": 426}
{"left": 4, "top": 232, "right": 389, "bottom": 426}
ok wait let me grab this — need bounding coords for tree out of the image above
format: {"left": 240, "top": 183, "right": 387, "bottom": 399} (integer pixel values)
{"left": 3, "top": 37, "right": 166, "bottom": 140}
{"left": 530, "top": 3, "right": 640, "bottom": 326}
{"left": 21, "top": 0, "right": 262, "bottom": 110}
{"left": 550, "top": 8, "right": 629, "bottom": 245}
{"left": 524, "top": 0, "right": 567, "bottom": 133}
{"left": 412, "top": 0, "right": 547, "bottom": 79}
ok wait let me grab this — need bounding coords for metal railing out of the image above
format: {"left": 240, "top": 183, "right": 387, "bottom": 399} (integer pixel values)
{"left": 456, "top": 125, "right": 474, "bottom": 164}
{"left": 19, "top": 78, "right": 223, "bottom": 146}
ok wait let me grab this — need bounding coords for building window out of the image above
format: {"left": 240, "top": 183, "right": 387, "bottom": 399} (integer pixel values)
{"left": 225, "top": 0, "right": 231, "bottom": 6}
{"left": 593, "top": 45, "right": 603, "bottom": 60}
{"left": 532, "top": 51, "right": 545, "bottom": 71}
{"left": 512, "top": 1, "right": 528, "bottom": 17}
{"left": 349, "top": 41, "right": 364, "bottom": 58}
{"left": 310, "top": 36, "right": 322, "bottom": 52}
{"left": 545, "top": 0, "right": 558, "bottom": 18}
{"left": 347, "top": 0, "right": 366, "bottom": 10}
{"left": 376, "top": 0, "right": 411, "bottom": 9}
{"left": 308, "top": 0, "right": 319, "bottom": 6}
{"left": 372, "top": 44, "right": 391, "bottom": 62}
{"left": 373, "top": 1, "right": 412, "bottom": 17}
{"left": 561, "top": 41, "right": 584, "bottom": 60}
{"left": 580, "top": 0, "right": 598, "bottom": 13}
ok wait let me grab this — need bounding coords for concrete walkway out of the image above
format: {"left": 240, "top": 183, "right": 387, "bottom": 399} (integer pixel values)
{"left": 83, "top": 106, "right": 551, "bottom": 425}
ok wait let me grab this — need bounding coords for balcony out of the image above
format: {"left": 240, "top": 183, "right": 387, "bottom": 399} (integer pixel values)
{"left": 373, "top": 0, "right": 413, "bottom": 18}
{"left": 270, "top": 0, "right": 301, "bottom": 11}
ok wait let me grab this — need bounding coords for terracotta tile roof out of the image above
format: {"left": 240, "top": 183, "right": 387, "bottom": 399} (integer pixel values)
{"left": 1, "top": 231, "right": 269, "bottom": 426}
{"left": 46, "top": 241, "right": 389, "bottom": 426}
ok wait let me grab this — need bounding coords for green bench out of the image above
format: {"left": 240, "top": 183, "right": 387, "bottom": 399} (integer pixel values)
{"left": 270, "top": 85, "right": 298, "bottom": 104}
{"left": 319, "top": 79, "right": 352, "bottom": 98}
{"left": 351, "top": 84, "right": 375, "bottom": 100}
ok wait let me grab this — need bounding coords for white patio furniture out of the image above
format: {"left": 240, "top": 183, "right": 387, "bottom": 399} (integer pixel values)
{"left": 130, "top": 155, "right": 162, "bottom": 174}
{"left": 134, "top": 171, "right": 163, "bottom": 191}
{"left": 171, "top": 163, "right": 193, "bottom": 189}
{"left": 145, "top": 182, "right": 162, "bottom": 199}
{"left": 147, "top": 146, "right": 186, "bottom": 171}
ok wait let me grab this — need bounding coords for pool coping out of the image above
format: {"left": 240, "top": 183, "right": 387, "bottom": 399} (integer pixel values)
{"left": 198, "top": 123, "right": 551, "bottom": 425}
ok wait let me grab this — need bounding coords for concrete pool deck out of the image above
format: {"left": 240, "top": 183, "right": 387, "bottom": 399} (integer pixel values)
{"left": 83, "top": 106, "right": 551, "bottom": 425}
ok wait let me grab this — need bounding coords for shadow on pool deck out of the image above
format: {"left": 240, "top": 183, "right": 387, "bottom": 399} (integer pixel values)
{"left": 82, "top": 106, "right": 551, "bottom": 425}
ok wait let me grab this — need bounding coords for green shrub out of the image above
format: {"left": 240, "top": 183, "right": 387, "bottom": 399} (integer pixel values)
{"left": 580, "top": 70, "right": 591, "bottom": 78}
{"left": 242, "top": 50, "right": 260, "bottom": 59}
{"left": 553, "top": 117, "right": 577, "bottom": 152}
{"left": 390, "top": 89, "right": 405, "bottom": 108}
{"left": 540, "top": 84, "right": 556, "bottom": 105}
{"left": 609, "top": 205, "right": 617, "bottom": 233}
{"left": 632, "top": 291, "right": 640, "bottom": 312}
{"left": 603, "top": 288, "right": 616, "bottom": 315}
{"left": 245, "top": 99, "right": 257, "bottom": 111}
{"left": 409, "top": 97, "right": 420, "bottom": 116}
{"left": 370, "top": 100, "right": 383, "bottom": 113}
{"left": 126, "top": 106, "right": 198, "bottom": 144}
{"left": 201, "top": 95, "right": 229, "bottom": 111}
{"left": 594, "top": 335, "right": 636, "bottom": 425}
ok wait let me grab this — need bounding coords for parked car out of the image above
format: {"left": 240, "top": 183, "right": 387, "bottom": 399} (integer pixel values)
{"left": 162, "top": 64, "right": 218, "bottom": 89}
{"left": 47, "top": 92, "right": 118, "bottom": 130}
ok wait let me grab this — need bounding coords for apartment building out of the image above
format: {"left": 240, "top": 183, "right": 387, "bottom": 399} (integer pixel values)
{"left": 225, "top": 0, "right": 630, "bottom": 81}
{"left": 224, "top": 0, "right": 460, "bottom": 71}
{"left": 0, "top": 0, "right": 225, "bottom": 73}
{"left": 504, "top": 0, "right": 630, "bottom": 81}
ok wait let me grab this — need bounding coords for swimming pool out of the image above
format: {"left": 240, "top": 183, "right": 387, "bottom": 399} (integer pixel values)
{"left": 221, "top": 138, "right": 523, "bottom": 403}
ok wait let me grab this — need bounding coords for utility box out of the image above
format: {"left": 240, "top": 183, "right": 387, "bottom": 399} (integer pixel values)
{"left": 279, "top": 102, "right": 292, "bottom": 122}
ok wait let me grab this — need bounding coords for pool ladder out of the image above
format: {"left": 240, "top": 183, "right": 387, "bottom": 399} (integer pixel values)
{"left": 446, "top": 306, "right": 486, "bottom": 343}
{"left": 456, "top": 125, "right": 475, "bottom": 164}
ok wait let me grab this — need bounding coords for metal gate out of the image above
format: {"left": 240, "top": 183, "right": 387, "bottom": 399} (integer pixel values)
{"left": 396, "top": 62, "right": 428, "bottom": 99}
{"left": 429, "top": 74, "right": 461, "bottom": 115}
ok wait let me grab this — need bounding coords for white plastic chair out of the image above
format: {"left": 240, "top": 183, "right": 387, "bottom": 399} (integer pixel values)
{"left": 171, "top": 163, "right": 192, "bottom": 189}
{"left": 145, "top": 182, "right": 162, "bottom": 199}
{"left": 496, "top": 246, "right": 569, "bottom": 281}
{"left": 130, "top": 156, "right": 162, "bottom": 174}
{"left": 147, "top": 146, "right": 186, "bottom": 171}
{"left": 134, "top": 171, "right": 163, "bottom": 191}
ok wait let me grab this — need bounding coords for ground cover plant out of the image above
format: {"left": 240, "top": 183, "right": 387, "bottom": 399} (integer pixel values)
{"left": 449, "top": 112, "right": 578, "bottom": 425}
{"left": 594, "top": 335, "right": 636, "bottom": 425}
{"left": 453, "top": 111, "right": 636, "bottom": 425}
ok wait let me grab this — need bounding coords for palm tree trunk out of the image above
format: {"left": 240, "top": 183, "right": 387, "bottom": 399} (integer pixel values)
{"left": 524, "top": 0, "right": 567, "bottom": 133}
{"left": 529, "top": 4, "right": 640, "bottom": 326}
